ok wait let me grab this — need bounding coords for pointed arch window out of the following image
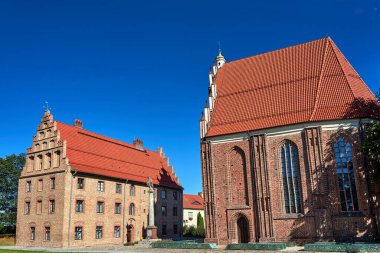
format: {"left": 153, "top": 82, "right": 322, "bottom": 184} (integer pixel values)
{"left": 280, "top": 141, "right": 302, "bottom": 214}
{"left": 333, "top": 137, "right": 359, "bottom": 212}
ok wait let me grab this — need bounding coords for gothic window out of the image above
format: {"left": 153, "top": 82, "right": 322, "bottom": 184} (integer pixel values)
{"left": 333, "top": 137, "right": 359, "bottom": 212}
{"left": 129, "top": 203, "right": 135, "bottom": 216}
{"left": 280, "top": 141, "right": 302, "bottom": 214}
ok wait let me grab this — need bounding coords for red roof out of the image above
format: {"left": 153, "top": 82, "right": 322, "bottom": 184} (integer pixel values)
{"left": 207, "top": 37, "right": 378, "bottom": 137}
{"left": 183, "top": 194, "right": 204, "bottom": 210}
{"left": 56, "top": 121, "right": 182, "bottom": 189}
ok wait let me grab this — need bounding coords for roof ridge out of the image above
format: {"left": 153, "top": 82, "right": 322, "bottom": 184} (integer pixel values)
{"left": 309, "top": 37, "right": 330, "bottom": 121}
{"left": 225, "top": 37, "right": 330, "bottom": 66}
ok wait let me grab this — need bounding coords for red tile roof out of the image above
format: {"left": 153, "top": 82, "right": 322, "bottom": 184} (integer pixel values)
{"left": 207, "top": 37, "right": 378, "bottom": 137}
{"left": 183, "top": 194, "right": 204, "bottom": 210}
{"left": 56, "top": 121, "right": 182, "bottom": 189}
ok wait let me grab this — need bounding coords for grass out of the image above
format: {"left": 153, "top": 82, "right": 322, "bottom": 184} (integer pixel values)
{"left": 0, "top": 236, "right": 15, "bottom": 246}
{"left": 0, "top": 251, "right": 48, "bottom": 253}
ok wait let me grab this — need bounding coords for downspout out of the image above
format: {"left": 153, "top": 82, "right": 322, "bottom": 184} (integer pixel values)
{"left": 122, "top": 179, "right": 128, "bottom": 244}
{"left": 67, "top": 170, "right": 77, "bottom": 248}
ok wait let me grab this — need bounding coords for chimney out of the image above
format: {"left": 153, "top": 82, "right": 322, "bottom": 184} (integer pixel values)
{"left": 74, "top": 119, "right": 83, "bottom": 129}
{"left": 133, "top": 138, "right": 144, "bottom": 150}
{"left": 157, "top": 147, "right": 163, "bottom": 157}
{"left": 198, "top": 192, "right": 204, "bottom": 198}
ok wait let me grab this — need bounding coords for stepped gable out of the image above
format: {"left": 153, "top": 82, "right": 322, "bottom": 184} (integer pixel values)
{"left": 183, "top": 194, "right": 204, "bottom": 210}
{"left": 207, "top": 37, "right": 377, "bottom": 137}
{"left": 56, "top": 121, "right": 182, "bottom": 189}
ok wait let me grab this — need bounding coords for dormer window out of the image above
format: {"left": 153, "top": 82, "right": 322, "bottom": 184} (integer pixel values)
{"left": 192, "top": 201, "right": 201, "bottom": 205}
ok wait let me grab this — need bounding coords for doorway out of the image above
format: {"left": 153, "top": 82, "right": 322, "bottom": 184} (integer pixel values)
{"left": 237, "top": 216, "right": 249, "bottom": 243}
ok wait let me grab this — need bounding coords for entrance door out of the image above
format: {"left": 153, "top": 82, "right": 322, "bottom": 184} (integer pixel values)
{"left": 127, "top": 225, "right": 134, "bottom": 242}
{"left": 237, "top": 216, "right": 249, "bottom": 243}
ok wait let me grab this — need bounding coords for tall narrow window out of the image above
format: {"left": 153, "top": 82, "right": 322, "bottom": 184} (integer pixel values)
{"left": 173, "top": 191, "right": 178, "bottom": 200}
{"left": 161, "top": 206, "right": 167, "bottom": 216}
{"left": 46, "top": 153, "right": 52, "bottom": 168}
{"left": 38, "top": 179, "right": 43, "bottom": 192}
{"left": 49, "top": 200, "right": 55, "bottom": 214}
{"left": 37, "top": 200, "right": 42, "bottom": 215}
{"left": 38, "top": 155, "right": 43, "bottom": 170}
{"left": 130, "top": 185, "right": 135, "bottom": 196}
{"left": 77, "top": 178, "right": 84, "bottom": 189}
{"left": 173, "top": 224, "right": 178, "bottom": 234}
{"left": 116, "top": 183, "right": 121, "bottom": 194}
{"left": 55, "top": 151, "right": 61, "bottom": 167}
{"left": 280, "top": 141, "right": 302, "bottom": 214}
{"left": 115, "top": 203, "right": 121, "bottom": 214}
{"left": 45, "top": 227, "right": 50, "bottom": 241}
{"left": 334, "top": 137, "right": 359, "bottom": 212}
{"left": 26, "top": 181, "right": 32, "bottom": 192}
{"left": 30, "top": 227, "right": 35, "bottom": 240}
{"left": 129, "top": 203, "right": 135, "bottom": 216}
{"left": 50, "top": 177, "right": 55, "bottom": 190}
{"left": 25, "top": 202, "right": 31, "bottom": 214}
{"left": 114, "top": 226, "right": 120, "bottom": 238}
{"left": 173, "top": 207, "right": 178, "bottom": 216}
{"left": 162, "top": 224, "right": 167, "bottom": 235}
{"left": 161, "top": 190, "right": 167, "bottom": 199}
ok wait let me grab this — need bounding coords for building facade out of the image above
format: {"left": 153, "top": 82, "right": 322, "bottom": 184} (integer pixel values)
{"left": 183, "top": 193, "right": 204, "bottom": 227}
{"left": 200, "top": 38, "right": 380, "bottom": 244}
{"left": 16, "top": 111, "right": 183, "bottom": 247}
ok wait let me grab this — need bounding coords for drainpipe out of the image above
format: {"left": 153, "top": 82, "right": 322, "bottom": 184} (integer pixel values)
{"left": 67, "top": 170, "right": 78, "bottom": 248}
{"left": 122, "top": 179, "right": 128, "bottom": 244}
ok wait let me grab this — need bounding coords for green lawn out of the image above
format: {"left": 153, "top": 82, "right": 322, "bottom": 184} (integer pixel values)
{"left": 0, "top": 251, "right": 50, "bottom": 253}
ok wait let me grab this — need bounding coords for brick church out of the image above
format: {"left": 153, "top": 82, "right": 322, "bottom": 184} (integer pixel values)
{"left": 200, "top": 37, "right": 379, "bottom": 244}
{"left": 16, "top": 110, "right": 183, "bottom": 247}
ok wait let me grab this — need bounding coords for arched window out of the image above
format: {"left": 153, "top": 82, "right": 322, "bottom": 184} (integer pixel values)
{"left": 35, "top": 144, "right": 40, "bottom": 151}
{"left": 43, "top": 142, "right": 48, "bottom": 149}
{"left": 280, "top": 141, "right": 302, "bottom": 214}
{"left": 129, "top": 203, "right": 135, "bottom": 216}
{"left": 333, "top": 137, "right": 359, "bottom": 211}
{"left": 49, "top": 140, "right": 55, "bottom": 148}
{"left": 55, "top": 151, "right": 61, "bottom": 167}
{"left": 46, "top": 153, "right": 52, "bottom": 168}
{"left": 37, "top": 155, "right": 43, "bottom": 170}
{"left": 130, "top": 185, "right": 135, "bottom": 196}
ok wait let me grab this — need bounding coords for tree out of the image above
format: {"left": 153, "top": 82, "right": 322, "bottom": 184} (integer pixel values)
{"left": 196, "top": 212, "right": 204, "bottom": 230}
{"left": 0, "top": 153, "right": 25, "bottom": 230}
{"left": 361, "top": 89, "right": 380, "bottom": 181}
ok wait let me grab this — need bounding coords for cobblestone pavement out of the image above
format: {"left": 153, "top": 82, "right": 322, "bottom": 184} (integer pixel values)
{"left": 0, "top": 245, "right": 316, "bottom": 253}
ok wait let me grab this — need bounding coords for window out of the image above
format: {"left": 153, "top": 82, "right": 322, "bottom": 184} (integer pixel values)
{"left": 188, "top": 211, "right": 193, "bottom": 221}
{"left": 115, "top": 203, "right": 121, "bottom": 214}
{"left": 280, "top": 141, "right": 302, "bottom": 214}
{"left": 55, "top": 151, "right": 61, "bottom": 167}
{"left": 76, "top": 200, "right": 84, "bottom": 213}
{"left": 114, "top": 226, "right": 120, "bottom": 238}
{"left": 37, "top": 200, "right": 42, "bottom": 215}
{"left": 46, "top": 153, "right": 52, "bottom": 167}
{"left": 77, "top": 178, "right": 84, "bottom": 189}
{"left": 173, "top": 191, "right": 178, "bottom": 200}
{"left": 49, "top": 200, "right": 55, "bottom": 214}
{"left": 96, "top": 226, "right": 102, "bottom": 239}
{"left": 38, "top": 155, "right": 43, "bottom": 170}
{"left": 97, "top": 201, "right": 104, "bottom": 213}
{"left": 74, "top": 227, "right": 82, "bottom": 240}
{"left": 334, "top": 137, "right": 359, "bottom": 212}
{"left": 25, "top": 202, "right": 31, "bottom": 214}
{"left": 26, "top": 181, "right": 31, "bottom": 192}
{"left": 29, "top": 156, "right": 35, "bottom": 170}
{"left": 162, "top": 224, "right": 167, "bottom": 235}
{"left": 43, "top": 142, "right": 48, "bottom": 149}
{"left": 161, "top": 190, "right": 167, "bottom": 199}
{"left": 38, "top": 179, "right": 43, "bottom": 192}
{"left": 130, "top": 185, "right": 135, "bottom": 196}
{"left": 129, "top": 203, "right": 135, "bottom": 216}
{"left": 173, "top": 224, "right": 178, "bottom": 234}
{"left": 116, "top": 183, "right": 121, "bottom": 194}
{"left": 50, "top": 177, "right": 55, "bottom": 190}
{"left": 161, "top": 206, "right": 167, "bottom": 216}
{"left": 173, "top": 207, "right": 178, "bottom": 216}
{"left": 30, "top": 227, "right": 35, "bottom": 240}
{"left": 97, "top": 181, "right": 104, "bottom": 192}
{"left": 45, "top": 227, "right": 50, "bottom": 241}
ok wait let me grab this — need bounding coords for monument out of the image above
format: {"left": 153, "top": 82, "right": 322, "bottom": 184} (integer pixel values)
{"left": 146, "top": 177, "right": 158, "bottom": 239}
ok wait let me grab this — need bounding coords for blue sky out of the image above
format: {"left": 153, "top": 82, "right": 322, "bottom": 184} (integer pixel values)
{"left": 0, "top": 0, "right": 379, "bottom": 194}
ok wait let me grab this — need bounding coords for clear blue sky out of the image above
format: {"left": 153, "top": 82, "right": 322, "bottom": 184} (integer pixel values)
{"left": 0, "top": 0, "right": 379, "bottom": 194}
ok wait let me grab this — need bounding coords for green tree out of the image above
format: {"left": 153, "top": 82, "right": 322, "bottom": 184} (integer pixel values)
{"left": 361, "top": 89, "right": 380, "bottom": 181}
{"left": 196, "top": 212, "right": 205, "bottom": 237}
{"left": 0, "top": 153, "right": 25, "bottom": 230}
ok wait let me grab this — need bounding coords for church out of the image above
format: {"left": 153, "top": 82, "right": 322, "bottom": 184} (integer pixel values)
{"left": 200, "top": 37, "right": 379, "bottom": 244}
{"left": 16, "top": 110, "right": 183, "bottom": 247}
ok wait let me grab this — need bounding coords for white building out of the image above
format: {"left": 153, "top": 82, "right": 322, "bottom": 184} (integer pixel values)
{"left": 183, "top": 193, "right": 204, "bottom": 227}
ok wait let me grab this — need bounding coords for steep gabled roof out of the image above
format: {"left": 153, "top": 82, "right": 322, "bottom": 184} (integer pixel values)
{"left": 56, "top": 122, "right": 182, "bottom": 189}
{"left": 183, "top": 194, "right": 204, "bottom": 210}
{"left": 207, "top": 37, "right": 377, "bottom": 137}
